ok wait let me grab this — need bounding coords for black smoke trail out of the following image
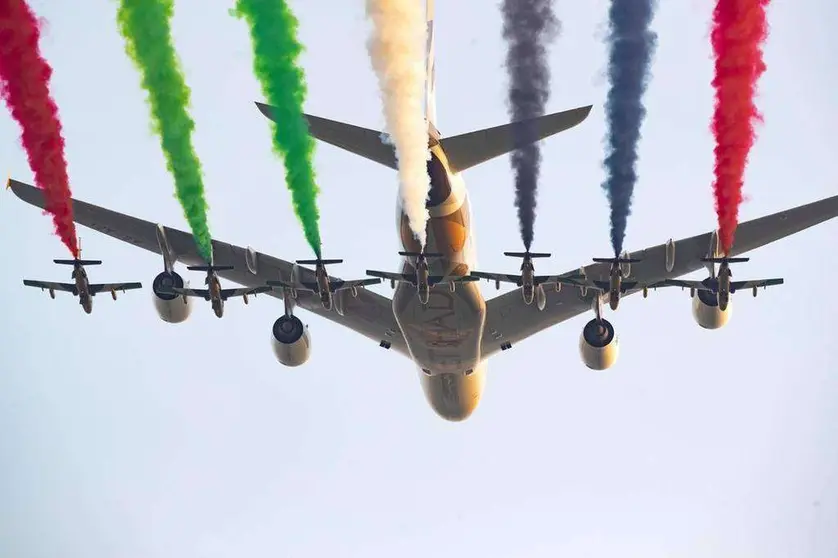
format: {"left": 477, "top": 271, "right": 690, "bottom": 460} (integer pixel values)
{"left": 601, "top": 0, "right": 658, "bottom": 256}
{"left": 501, "top": 0, "right": 559, "bottom": 251}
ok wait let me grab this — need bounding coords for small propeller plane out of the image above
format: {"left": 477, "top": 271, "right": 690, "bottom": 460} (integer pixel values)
{"left": 469, "top": 251, "right": 585, "bottom": 308}
{"left": 22, "top": 241, "right": 142, "bottom": 314}
{"left": 367, "top": 251, "right": 479, "bottom": 304}
{"left": 268, "top": 257, "right": 381, "bottom": 311}
{"left": 165, "top": 264, "right": 270, "bottom": 318}
{"left": 658, "top": 256, "right": 784, "bottom": 311}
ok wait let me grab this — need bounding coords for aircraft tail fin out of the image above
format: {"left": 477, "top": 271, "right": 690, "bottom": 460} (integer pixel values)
{"left": 253, "top": 103, "right": 592, "bottom": 174}
{"left": 54, "top": 259, "right": 102, "bottom": 266}
{"left": 504, "top": 251, "right": 551, "bottom": 259}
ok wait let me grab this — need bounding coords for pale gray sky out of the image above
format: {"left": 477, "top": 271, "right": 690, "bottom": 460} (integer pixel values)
{"left": 2, "top": 0, "right": 837, "bottom": 556}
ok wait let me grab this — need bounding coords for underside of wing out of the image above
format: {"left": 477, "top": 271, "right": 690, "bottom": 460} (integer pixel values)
{"left": 8, "top": 179, "right": 407, "bottom": 356}
{"left": 23, "top": 280, "right": 77, "bottom": 294}
{"left": 482, "top": 192, "right": 838, "bottom": 359}
{"left": 88, "top": 282, "right": 143, "bottom": 294}
{"left": 731, "top": 278, "right": 784, "bottom": 291}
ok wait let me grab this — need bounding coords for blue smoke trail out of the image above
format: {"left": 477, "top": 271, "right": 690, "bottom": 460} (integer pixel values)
{"left": 601, "top": 0, "right": 658, "bottom": 256}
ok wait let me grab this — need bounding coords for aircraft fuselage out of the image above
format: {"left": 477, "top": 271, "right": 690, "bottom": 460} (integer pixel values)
{"left": 717, "top": 265, "right": 731, "bottom": 311}
{"left": 521, "top": 262, "right": 534, "bottom": 305}
{"left": 392, "top": 143, "right": 487, "bottom": 421}
{"left": 416, "top": 261, "right": 430, "bottom": 304}
{"left": 609, "top": 268, "right": 621, "bottom": 311}
{"left": 207, "top": 273, "right": 224, "bottom": 318}
{"left": 315, "top": 268, "right": 333, "bottom": 310}
{"left": 72, "top": 267, "right": 93, "bottom": 314}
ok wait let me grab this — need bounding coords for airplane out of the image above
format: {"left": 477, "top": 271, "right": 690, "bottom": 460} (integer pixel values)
{"left": 22, "top": 254, "right": 142, "bottom": 314}
{"left": 7, "top": 0, "right": 838, "bottom": 422}
{"left": 657, "top": 256, "right": 783, "bottom": 312}
{"left": 367, "top": 251, "right": 479, "bottom": 304}
{"left": 163, "top": 264, "right": 271, "bottom": 318}
{"left": 469, "top": 251, "right": 586, "bottom": 310}
{"left": 267, "top": 257, "right": 382, "bottom": 311}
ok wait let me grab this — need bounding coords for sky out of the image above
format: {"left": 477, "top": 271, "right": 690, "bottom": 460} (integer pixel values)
{"left": 1, "top": 0, "right": 837, "bottom": 556}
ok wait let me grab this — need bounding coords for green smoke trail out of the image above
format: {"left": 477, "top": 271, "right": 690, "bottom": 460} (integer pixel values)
{"left": 116, "top": 0, "right": 213, "bottom": 263}
{"left": 231, "top": 0, "right": 322, "bottom": 257}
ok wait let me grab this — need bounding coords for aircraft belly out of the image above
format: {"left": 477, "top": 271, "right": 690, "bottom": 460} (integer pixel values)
{"left": 391, "top": 280, "right": 486, "bottom": 374}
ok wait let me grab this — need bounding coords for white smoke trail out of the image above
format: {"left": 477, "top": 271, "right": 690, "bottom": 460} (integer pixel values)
{"left": 365, "top": 0, "right": 431, "bottom": 248}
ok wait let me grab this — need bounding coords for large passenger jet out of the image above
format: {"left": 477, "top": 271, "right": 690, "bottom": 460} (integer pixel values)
{"left": 8, "top": 0, "right": 838, "bottom": 421}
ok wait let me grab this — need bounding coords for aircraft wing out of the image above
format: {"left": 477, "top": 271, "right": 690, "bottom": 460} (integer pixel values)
{"left": 23, "top": 280, "right": 78, "bottom": 295}
{"left": 481, "top": 192, "right": 838, "bottom": 360}
{"left": 8, "top": 179, "right": 408, "bottom": 357}
{"left": 659, "top": 278, "right": 712, "bottom": 291}
{"left": 427, "top": 275, "right": 480, "bottom": 286}
{"left": 330, "top": 278, "right": 382, "bottom": 292}
{"left": 220, "top": 285, "right": 272, "bottom": 300}
{"left": 366, "top": 270, "right": 416, "bottom": 285}
{"left": 730, "top": 278, "right": 784, "bottom": 292}
{"left": 88, "top": 282, "right": 143, "bottom": 294}
{"left": 469, "top": 271, "right": 523, "bottom": 286}
{"left": 170, "top": 287, "right": 211, "bottom": 299}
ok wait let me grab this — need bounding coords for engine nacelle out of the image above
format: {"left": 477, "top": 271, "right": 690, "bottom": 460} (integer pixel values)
{"left": 579, "top": 318, "right": 619, "bottom": 370}
{"left": 691, "top": 288, "right": 731, "bottom": 330}
{"left": 535, "top": 284, "right": 547, "bottom": 311}
{"left": 152, "top": 271, "right": 192, "bottom": 323}
{"left": 271, "top": 315, "right": 311, "bottom": 367}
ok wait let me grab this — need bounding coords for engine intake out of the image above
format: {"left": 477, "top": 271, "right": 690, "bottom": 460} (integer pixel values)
{"left": 271, "top": 315, "right": 311, "bottom": 366}
{"left": 579, "top": 318, "right": 619, "bottom": 370}
{"left": 692, "top": 287, "right": 731, "bottom": 329}
{"left": 152, "top": 271, "right": 192, "bottom": 323}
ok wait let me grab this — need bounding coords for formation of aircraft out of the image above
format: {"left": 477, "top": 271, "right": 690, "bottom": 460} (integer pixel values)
{"left": 268, "top": 257, "right": 381, "bottom": 311}
{"left": 10, "top": 0, "right": 838, "bottom": 422}
{"left": 163, "top": 264, "right": 271, "bottom": 318}
{"left": 22, "top": 242, "right": 142, "bottom": 314}
{"left": 367, "top": 251, "right": 478, "bottom": 304}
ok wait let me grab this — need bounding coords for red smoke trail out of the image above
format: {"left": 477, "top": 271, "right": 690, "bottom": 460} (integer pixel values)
{"left": 0, "top": 0, "right": 78, "bottom": 257}
{"left": 710, "top": 0, "right": 769, "bottom": 255}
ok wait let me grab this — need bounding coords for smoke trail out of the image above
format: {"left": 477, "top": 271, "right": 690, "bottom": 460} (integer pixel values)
{"left": 365, "top": 0, "right": 430, "bottom": 248}
{"left": 711, "top": 0, "right": 769, "bottom": 254}
{"left": 501, "top": 0, "right": 559, "bottom": 251}
{"left": 232, "top": 0, "right": 322, "bottom": 257}
{"left": 601, "top": 0, "right": 658, "bottom": 257}
{"left": 116, "top": 0, "right": 213, "bottom": 263}
{"left": 0, "top": 0, "right": 79, "bottom": 257}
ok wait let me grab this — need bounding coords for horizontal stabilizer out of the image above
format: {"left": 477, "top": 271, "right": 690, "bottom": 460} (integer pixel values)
{"left": 54, "top": 259, "right": 102, "bottom": 266}
{"left": 399, "top": 251, "right": 444, "bottom": 258}
{"left": 593, "top": 257, "right": 642, "bottom": 264}
{"left": 187, "top": 264, "right": 234, "bottom": 272}
{"left": 440, "top": 106, "right": 593, "bottom": 173}
{"left": 701, "top": 257, "right": 750, "bottom": 264}
{"left": 297, "top": 259, "right": 342, "bottom": 266}
{"left": 254, "top": 102, "right": 592, "bottom": 174}
{"left": 504, "top": 252, "right": 550, "bottom": 258}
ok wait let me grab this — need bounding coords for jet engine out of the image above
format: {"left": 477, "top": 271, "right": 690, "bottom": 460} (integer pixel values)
{"left": 271, "top": 315, "right": 311, "bottom": 367}
{"left": 691, "top": 287, "right": 731, "bottom": 330}
{"left": 152, "top": 271, "right": 192, "bottom": 323}
{"left": 579, "top": 318, "right": 619, "bottom": 370}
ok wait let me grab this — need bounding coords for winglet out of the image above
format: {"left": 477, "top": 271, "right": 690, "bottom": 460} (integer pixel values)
{"left": 5, "top": 174, "right": 10, "bottom": 190}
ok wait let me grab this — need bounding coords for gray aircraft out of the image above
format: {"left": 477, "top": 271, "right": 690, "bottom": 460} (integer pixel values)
{"left": 7, "top": 0, "right": 838, "bottom": 422}
{"left": 23, "top": 252, "right": 142, "bottom": 314}
{"left": 658, "top": 256, "right": 783, "bottom": 312}
{"left": 268, "top": 257, "right": 381, "bottom": 311}
{"left": 164, "top": 264, "right": 270, "bottom": 318}
{"left": 367, "top": 251, "right": 479, "bottom": 304}
{"left": 469, "top": 251, "right": 586, "bottom": 310}
{"left": 553, "top": 255, "right": 657, "bottom": 311}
